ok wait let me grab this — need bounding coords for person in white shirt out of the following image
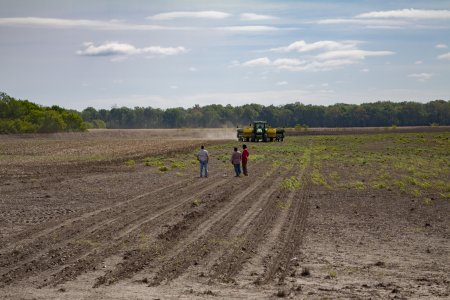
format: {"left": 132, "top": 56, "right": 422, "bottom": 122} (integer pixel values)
{"left": 197, "top": 145, "right": 209, "bottom": 178}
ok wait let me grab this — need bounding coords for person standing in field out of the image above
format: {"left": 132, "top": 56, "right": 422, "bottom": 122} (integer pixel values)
{"left": 231, "top": 147, "right": 242, "bottom": 177}
{"left": 197, "top": 145, "right": 209, "bottom": 178}
{"left": 242, "top": 144, "right": 249, "bottom": 176}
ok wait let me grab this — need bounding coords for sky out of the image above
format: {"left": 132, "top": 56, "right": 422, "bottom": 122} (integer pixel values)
{"left": 0, "top": 0, "right": 449, "bottom": 111}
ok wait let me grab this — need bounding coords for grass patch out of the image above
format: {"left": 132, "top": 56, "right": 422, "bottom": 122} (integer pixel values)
{"left": 124, "top": 159, "right": 135, "bottom": 166}
{"left": 144, "top": 157, "right": 165, "bottom": 167}
{"left": 171, "top": 161, "right": 188, "bottom": 169}
{"left": 311, "top": 169, "right": 329, "bottom": 187}
{"left": 158, "top": 166, "right": 170, "bottom": 172}
{"left": 423, "top": 198, "right": 433, "bottom": 206}
{"left": 408, "top": 188, "right": 422, "bottom": 197}
{"left": 192, "top": 197, "right": 201, "bottom": 207}
{"left": 349, "top": 180, "right": 365, "bottom": 190}
{"left": 276, "top": 200, "right": 290, "bottom": 210}
{"left": 281, "top": 176, "right": 301, "bottom": 191}
{"left": 250, "top": 154, "right": 265, "bottom": 161}
{"left": 371, "top": 182, "right": 386, "bottom": 189}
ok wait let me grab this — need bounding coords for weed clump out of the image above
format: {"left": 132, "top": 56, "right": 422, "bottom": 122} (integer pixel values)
{"left": 349, "top": 180, "right": 365, "bottom": 190}
{"left": 171, "top": 161, "right": 187, "bottom": 169}
{"left": 125, "top": 159, "right": 135, "bottom": 166}
{"left": 281, "top": 176, "right": 301, "bottom": 191}
{"left": 158, "top": 166, "right": 169, "bottom": 172}
{"left": 144, "top": 157, "right": 165, "bottom": 167}
{"left": 192, "top": 198, "right": 201, "bottom": 207}
{"left": 372, "top": 182, "right": 386, "bottom": 189}
{"left": 311, "top": 170, "right": 329, "bottom": 187}
{"left": 327, "top": 270, "right": 337, "bottom": 279}
{"left": 276, "top": 200, "right": 290, "bottom": 210}
{"left": 423, "top": 198, "right": 433, "bottom": 206}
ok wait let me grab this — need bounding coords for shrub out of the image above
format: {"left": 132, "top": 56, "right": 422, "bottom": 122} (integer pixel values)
{"left": 38, "top": 110, "right": 66, "bottom": 133}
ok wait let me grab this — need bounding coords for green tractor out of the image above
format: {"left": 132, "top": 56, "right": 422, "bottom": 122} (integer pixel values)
{"left": 237, "top": 121, "right": 284, "bottom": 142}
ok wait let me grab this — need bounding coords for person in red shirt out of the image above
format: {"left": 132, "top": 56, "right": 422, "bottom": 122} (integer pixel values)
{"left": 242, "top": 144, "right": 249, "bottom": 176}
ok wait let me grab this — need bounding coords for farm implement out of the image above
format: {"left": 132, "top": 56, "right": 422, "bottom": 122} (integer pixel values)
{"left": 237, "top": 121, "right": 284, "bottom": 142}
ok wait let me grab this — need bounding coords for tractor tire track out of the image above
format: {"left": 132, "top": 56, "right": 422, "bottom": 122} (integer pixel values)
{"left": 146, "top": 167, "right": 289, "bottom": 286}
{"left": 94, "top": 166, "right": 281, "bottom": 287}
{"left": 42, "top": 163, "right": 269, "bottom": 287}
{"left": 0, "top": 173, "right": 226, "bottom": 286}
{"left": 260, "top": 164, "right": 312, "bottom": 284}
{"left": 208, "top": 170, "right": 294, "bottom": 283}
{"left": 0, "top": 174, "right": 209, "bottom": 271}
{"left": 0, "top": 174, "right": 199, "bottom": 254}
{"left": 41, "top": 174, "right": 237, "bottom": 287}
{"left": 208, "top": 164, "right": 309, "bottom": 284}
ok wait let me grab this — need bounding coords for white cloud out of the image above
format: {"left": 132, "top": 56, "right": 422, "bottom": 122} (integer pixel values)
{"left": 217, "top": 25, "right": 279, "bottom": 32}
{"left": 438, "top": 52, "right": 450, "bottom": 60}
{"left": 170, "top": 85, "right": 178, "bottom": 89}
{"left": 148, "top": 11, "right": 230, "bottom": 20}
{"left": 242, "top": 57, "right": 271, "bottom": 67}
{"left": 356, "top": 9, "right": 450, "bottom": 19}
{"left": 272, "top": 58, "right": 306, "bottom": 67}
{"left": 242, "top": 57, "right": 356, "bottom": 72}
{"left": 414, "top": 60, "right": 423, "bottom": 65}
{"left": 317, "top": 9, "right": 450, "bottom": 30}
{"left": 315, "top": 49, "right": 394, "bottom": 60}
{"left": 316, "top": 18, "right": 409, "bottom": 28}
{"left": 0, "top": 16, "right": 288, "bottom": 33}
{"left": 435, "top": 44, "right": 448, "bottom": 49}
{"left": 240, "top": 13, "right": 277, "bottom": 21}
{"left": 271, "top": 40, "right": 357, "bottom": 53}
{"left": 361, "top": 68, "right": 370, "bottom": 72}
{"left": 243, "top": 40, "right": 394, "bottom": 72}
{"left": 189, "top": 67, "right": 197, "bottom": 72}
{"left": 0, "top": 17, "right": 190, "bottom": 30}
{"left": 276, "top": 81, "right": 288, "bottom": 86}
{"left": 77, "top": 42, "right": 187, "bottom": 57}
{"left": 408, "top": 73, "right": 433, "bottom": 82}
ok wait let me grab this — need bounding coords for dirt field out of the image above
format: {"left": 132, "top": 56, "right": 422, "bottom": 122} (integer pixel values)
{"left": 1, "top": 129, "right": 449, "bottom": 299}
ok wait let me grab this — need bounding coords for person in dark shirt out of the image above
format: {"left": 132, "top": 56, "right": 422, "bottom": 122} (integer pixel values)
{"left": 197, "top": 145, "right": 209, "bottom": 177}
{"left": 230, "top": 147, "right": 242, "bottom": 177}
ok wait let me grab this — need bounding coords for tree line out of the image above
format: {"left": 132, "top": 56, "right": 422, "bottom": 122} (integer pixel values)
{"left": 1, "top": 92, "right": 449, "bottom": 134}
{"left": 82, "top": 100, "right": 450, "bottom": 129}
{"left": 0, "top": 92, "right": 86, "bottom": 133}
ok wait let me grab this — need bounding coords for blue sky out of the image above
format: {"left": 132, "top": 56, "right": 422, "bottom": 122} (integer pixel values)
{"left": 1, "top": 0, "right": 449, "bottom": 110}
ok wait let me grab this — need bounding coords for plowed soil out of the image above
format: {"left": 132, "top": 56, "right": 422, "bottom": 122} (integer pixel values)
{"left": 1, "top": 129, "right": 449, "bottom": 299}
